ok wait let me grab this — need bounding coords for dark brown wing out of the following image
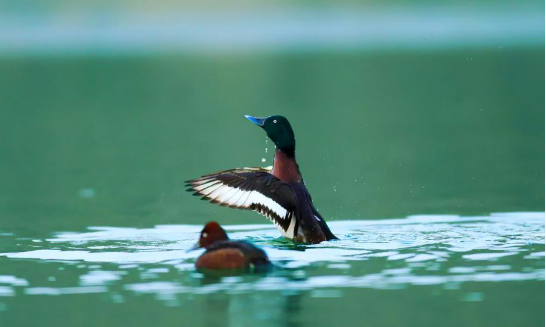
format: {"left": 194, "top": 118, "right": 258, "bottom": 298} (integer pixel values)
{"left": 185, "top": 168, "right": 297, "bottom": 233}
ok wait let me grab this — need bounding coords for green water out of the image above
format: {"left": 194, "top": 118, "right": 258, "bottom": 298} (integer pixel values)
{"left": 0, "top": 49, "right": 544, "bottom": 326}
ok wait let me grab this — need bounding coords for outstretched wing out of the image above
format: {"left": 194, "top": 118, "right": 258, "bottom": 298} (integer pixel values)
{"left": 185, "top": 167, "right": 297, "bottom": 235}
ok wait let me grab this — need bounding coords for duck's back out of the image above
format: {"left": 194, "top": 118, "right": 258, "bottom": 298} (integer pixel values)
{"left": 196, "top": 241, "right": 270, "bottom": 270}
{"left": 289, "top": 183, "right": 338, "bottom": 244}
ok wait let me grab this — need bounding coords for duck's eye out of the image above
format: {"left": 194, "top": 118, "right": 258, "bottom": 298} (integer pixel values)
{"left": 202, "top": 232, "right": 208, "bottom": 238}
{"left": 273, "top": 120, "right": 277, "bottom": 123}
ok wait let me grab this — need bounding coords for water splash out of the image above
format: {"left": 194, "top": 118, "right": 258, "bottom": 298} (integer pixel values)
{"left": 261, "top": 138, "right": 268, "bottom": 164}
{"left": 1, "top": 212, "right": 543, "bottom": 264}
{"left": 0, "top": 212, "right": 543, "bottom": 301}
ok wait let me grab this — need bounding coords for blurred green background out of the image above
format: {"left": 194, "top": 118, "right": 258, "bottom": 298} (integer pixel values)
{"left": 0, "top": 1, "right": 544, "bottom": 237}
{"left": 0, "top": 2, "right": 544, "bottom": 327}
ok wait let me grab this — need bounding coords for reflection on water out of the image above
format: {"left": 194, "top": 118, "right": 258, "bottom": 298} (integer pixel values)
{"left": 0, "top": 212, "right": 544, "bottom": 326}
{"left": 1, "top": 213, "right": 543, "bottom": 297}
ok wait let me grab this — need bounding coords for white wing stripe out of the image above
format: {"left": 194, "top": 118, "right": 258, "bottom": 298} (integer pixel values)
{"left": 244, "top": 191, "right": 288, "bottom": 219}
{"left": 192, "top": 178, "right": 216, "bottom": 186}
{"left": 202, "top": 184, "right": 225, "bottom": 196}
{"left": 193, "top": 180, "right": 218, "bottom": 191}
{"left": 192, "top": 181, "right": 288, "bottom": 220}
{"left": 234, "top": 190, "right": 252, "bottom": 207}
{"left": 214, "top": 186, "right": 239, "bottom": 203}
{"left": 207, "top": 185, "right": 228, "bottom": 200}
{"left": 284, "top": 213, "right": 296, "bottom": 238}
{"left": 271, "top": 213, "right": 295, "bottom": 238}
{"left": 228, "top": 189, "right": 247, "bottom": 206}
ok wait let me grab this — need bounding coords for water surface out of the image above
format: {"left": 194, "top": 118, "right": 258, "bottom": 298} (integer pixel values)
{"left": 1, "top": 212, "right": 544, "bottom": 326}
{"left": 0, "top": 7, "right": 543, "bottom": 325}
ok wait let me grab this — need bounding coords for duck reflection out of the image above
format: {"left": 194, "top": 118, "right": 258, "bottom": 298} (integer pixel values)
{"left": 197, "top": 267, "right": 305, "bottom": 327}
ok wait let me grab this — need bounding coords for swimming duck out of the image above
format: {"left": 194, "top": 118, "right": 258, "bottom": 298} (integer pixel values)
{"left": 186, "top": 115, "right": 337, "bottom": 244}
{"left": 193, "top": 221, "right": 270, "bottom": 270}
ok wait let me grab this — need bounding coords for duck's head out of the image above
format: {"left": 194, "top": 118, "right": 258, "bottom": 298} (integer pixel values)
{"left": 196, "top": 221, "right": 229, "bottom": 248}
{"left": 245, "top": 115, "right": 295, "bottom": 157}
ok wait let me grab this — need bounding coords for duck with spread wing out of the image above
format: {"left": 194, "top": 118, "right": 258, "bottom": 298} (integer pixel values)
{"left": 185, "top": 115, "right": 337, "bottom": 244}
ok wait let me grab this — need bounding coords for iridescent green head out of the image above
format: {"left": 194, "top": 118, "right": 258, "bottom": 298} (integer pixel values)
{"left": 245, "top": 115, "right": 296, "bottom": 157}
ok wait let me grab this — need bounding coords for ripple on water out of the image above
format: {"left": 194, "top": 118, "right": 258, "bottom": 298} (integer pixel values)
{"left": 0, "top": 212, "right": 544, "bottom": 300}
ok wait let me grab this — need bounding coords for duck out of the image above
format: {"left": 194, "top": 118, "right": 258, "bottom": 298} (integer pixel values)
{"left": 193, "top": 221, "right": 270, "bottom": 270}
{"left": 185, "top": 115, "right": 337, "bottom": 244}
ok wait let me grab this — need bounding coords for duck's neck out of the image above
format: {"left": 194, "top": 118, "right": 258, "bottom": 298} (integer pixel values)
{"left": 272, "top": 149, "right": 301, "bottom": 183}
